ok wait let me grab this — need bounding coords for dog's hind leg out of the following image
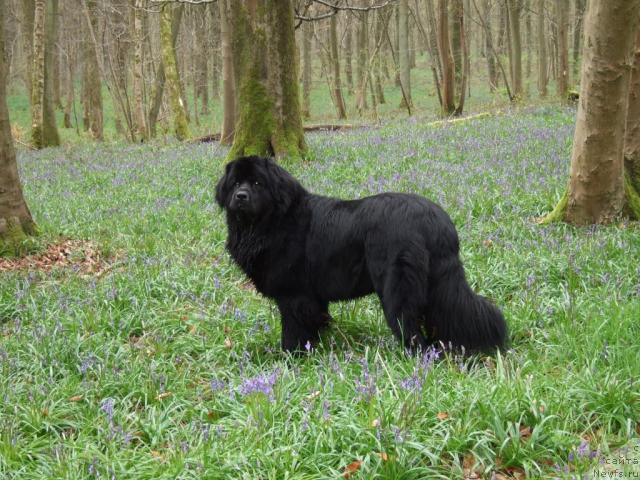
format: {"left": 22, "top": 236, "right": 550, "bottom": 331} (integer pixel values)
{"left": 276, "top": 297, "right": 331, "bottom": 352}
{"left": 376, "top": 247, "right": 430, "bottom": 352}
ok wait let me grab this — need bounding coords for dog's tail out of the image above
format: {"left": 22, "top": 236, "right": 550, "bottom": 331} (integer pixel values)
{"left": 427, "top": 259, "right": 508, "bottom": 353}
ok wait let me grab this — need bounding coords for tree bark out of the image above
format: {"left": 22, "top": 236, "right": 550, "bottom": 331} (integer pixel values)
{"left": 228, "top": 0, "right": 305, "bottom": 160}
{"left": 195, "top": 6, "right": 209, "bottom": 115}
{"left": 21, "top": 0, "right": 35, "bottom": 96}
{"left": 507, "top": 0, "right": 523, "bottom": 99}
{"left": 355, "top": 8, "right": 369, "bottom": 113}
{"left": 556, "top": 0, "right": 569, "bottom": 100}
{"left": 1, "top": 5, "right": 37, "bottom": 254}
{"left": 437, "top": 0, "right": 455, "bottom": 115}
{"left": 83, "top": 0, "right": 103, "bottom": 140}
{"left": 482, "top": 0, "right": 498, "bottom": 91}
{"left": 31, "top": 0, "right": 60, "bottom": 148}
{"left": 160, "top": 3, "right": 189, "bottom": 140}
{"left": 330, "top": 14, "right": 347, "bottom": 119}
{"left": 345, "top": 21, "right": 354, "bottom": 94}
{"left": 148, "top": 3, "right": 183, "bottom": 138}
{"left": 544, "top": 0, "right": 640, "bottom": 224}
{"left": 398, "top": 0, "right": 412, "bottom": 108}
{"left": 132, "top": 0, "right": 148, "bottom": 141}
{"left": 537, "top": 0, "right": 547, "bottom": 97}
{"left": 624, "top": 29, "right": 640, "bottom": 210}
{"left": 572, "top": 0, "right": 585, "bottom": 79}
{"left": 219, "top": 0, "right": 235, "bottom": 145}
{"left": 301, "top": 19, "right": 312, "bottom": 119}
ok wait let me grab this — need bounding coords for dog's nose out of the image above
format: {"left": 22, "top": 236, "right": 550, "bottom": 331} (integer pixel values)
{"left": 235, "top": 190, "right": 249, "bottom": 201}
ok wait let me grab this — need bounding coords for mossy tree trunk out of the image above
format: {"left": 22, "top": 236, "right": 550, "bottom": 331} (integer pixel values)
{"left": 84, "top": 0, "right": 103, "bottom": 141}
{"left": 218, "top": 0, "right": 235, "bottom": 145}
{"left": 160, "top": 3, "right": 189, "bottom": 141}
{"left": 301, "top": 19, "right": 312, "bottom": 119}
{"left": 556, "top": 0, "right": 569, "bottom": 101}
{"left": 228, "top": 0, "right": 305, "bottom": 160}
{"left": 132, "top": 0, "right": 148, "bottom": 142}
{"left": 507, "top": 0, "right": 522, "bottom": 99}
{"left": 398, "top": 0, "right": 412, "bottom": 109}
{"left": 537, "top": 0, "right": 547, "bottom": 98}
{"left": 436, "top": 0, "right": 456, "bottom": 116}
{"left": 542, "top": 0, "right": 640, "bottom": 225}
{"left": 1, "top": 5, "right": 37, "bottom": 255}
{"left": 624, "top": 29, "right": 640, "bottom": 214}
{"left": 329, "top": 14, "right": 347, "bottom": 120}
{"left": 42, "top": 0, "right": 60, "bottom": 146}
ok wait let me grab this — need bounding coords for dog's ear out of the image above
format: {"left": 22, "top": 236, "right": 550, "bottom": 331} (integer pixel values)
{"left": 215, "top": 162, "right": 233, "bottom": 208}
{"left": 264, "top": 157, "right": 304, "bottom": 213}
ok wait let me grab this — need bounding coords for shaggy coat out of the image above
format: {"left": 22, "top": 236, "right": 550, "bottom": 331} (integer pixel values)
{"left": 215, "top": 156, "right": 508, "bottom": 353}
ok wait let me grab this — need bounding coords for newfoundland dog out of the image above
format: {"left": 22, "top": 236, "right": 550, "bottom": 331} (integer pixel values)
{"left": 215, "top": 156, "right": 507, "bottom": 353}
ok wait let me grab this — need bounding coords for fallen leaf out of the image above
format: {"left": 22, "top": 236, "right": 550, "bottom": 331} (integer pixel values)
{"left": 463, "top": 452, "right": 483, "bottom": 479}
{"left": 150, "top": 450, "right": 163, "bottom": 459}
{"left": 156, "top": 392, "right": 172, "bottom": 400}
{"left": 224, "top": 337, "right": 233, "bottom": 349}
{"left": 306, "top": 390, "right": 321, "bottom": 400}
{"left": 69, "top": 395, "right": 83, "bottom": 402}
{"left": 436, "top": 411, "right": 449, "bottom": 420}
{"left": 483, "top": 239, "right": 494, "bottom": 248}
{"left": 371, "top": 418, "right": 380, "bottom": 428}
{"left": 188, "top": 324, "right": 197, "bottom": 334}
{"left": 519, "top": 425, "right": 532, "bottom": 440}
{"left": 342, "top": 460, "right": 362, "bottom": 478}
{"left": 376, "top": 452, "right": 388, "bottom": 461}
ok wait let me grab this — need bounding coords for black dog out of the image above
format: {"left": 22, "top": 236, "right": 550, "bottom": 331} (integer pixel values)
{"left": 215, "top": 156, "right": 507, "bottom": 353}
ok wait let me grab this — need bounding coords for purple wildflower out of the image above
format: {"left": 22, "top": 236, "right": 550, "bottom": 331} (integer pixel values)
{"left": 100, "top": 397, "right": 115, "bottom": 423}
{"left": 210, "top": 378, "right": 226, "bottom": 393}
{"left": 238, "top": 370, "right": 279, "bottom": 400}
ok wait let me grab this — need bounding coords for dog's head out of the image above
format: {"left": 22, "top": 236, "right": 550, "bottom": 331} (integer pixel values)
{"left": 215, "top": 156, "right": 305, "bottom": 221}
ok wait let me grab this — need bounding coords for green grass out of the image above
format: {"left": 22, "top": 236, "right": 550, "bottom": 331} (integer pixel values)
{"left": 2, "top": 102, "right": 639, "bottom": 479}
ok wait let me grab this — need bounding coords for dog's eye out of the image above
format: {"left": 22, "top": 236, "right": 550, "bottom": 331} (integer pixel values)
{"left": 254, "top": 181, "right": 260, "bottom": 186}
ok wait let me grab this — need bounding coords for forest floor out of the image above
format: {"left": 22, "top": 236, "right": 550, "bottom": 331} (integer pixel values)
{"left": 2, "top": 106, "right": 640, "bottom": 479}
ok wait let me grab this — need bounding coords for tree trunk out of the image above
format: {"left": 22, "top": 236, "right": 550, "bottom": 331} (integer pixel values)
{"left": 330, "top": 14, "right": 347, "bottom": 119}
{"left": 219, "top": 0, "right": 235, "bottom": 145}
{"left": 21, "top": 0, "right": 35, "bottom": 96}
{"left": 437, "top": 0, "right": 455, "bottom": 115}
{"left": 148, "top": 3, "right": 183, "bottom": 138}
{"left": 398, "top": 0, "right": 412, "bottom": 108}
{"left": 345, "top": 21, "right": 354, "bottom": 94}
{"left": 160, "top": 3, "right": 189, "bottom": 140}
{"left": 301, "top": 19, "right": 312, "bottom": 119}
{"left": 544, "top": 0, "right": 640, "bottom": 224}
{"left": 482, "top": 0, "right": 498, "bottom": 91}
{"left": 195, "top": 6, "right": 209, "bottom": 115}
{"left": 132, "top": 0, "right": 148, "bottom": 141}
{"left": 228, "top": 0, "right": 305, "bottom": 160}
{"left": 31, "top": 0, "right": 60, "bottom": 148}
{"left": 355, "top": 9, "right": 369, "bottom": 113}
{"left": 537, "top": 0, "right": 547, "bottom": 97}
{"left": 82, "top": 0, "right": 103, "bottom": 140}
{"left": 63, "top": 42, "right": 74, "bottom": 129}
{"left": 374, "top": 10, "right": 386, "bottom": 104}
{"left": 1, "top": 5, "right": 37, "bottom": 254}
{"left": 556, "top": 0, "right": 569, "bottom": 100}
{"left": 624, "top": 29, "right": 640, "bottom": 210}
{"left": 572, "top": 0, "right": 585, "bottom": 79}
{"left": 507, "top": 0, "right": 523, "bottom": 99}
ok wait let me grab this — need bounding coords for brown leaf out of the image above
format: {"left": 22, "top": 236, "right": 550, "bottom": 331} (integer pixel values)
{"left": 376, "top": 452, "right": 388, "bottom": 462}
{"left": 156, "top": 392, "right": 172, "bottom": 401}
{"left": 436, "top": 411, "right": 449, "bottom": 420}
{"left": 69, "top": 395, "right": 83, "bottom": 402}
{"left": 224, "top": 337, "right": 233, "bottom": 349}
{"left": 371, "top": 418, "right": 380, "bottom": 428}
{"left": 342, "top": 460, "right": 362, "bottom": 478}
{"left": 463, "top": 453, "right": 483, "bottom": 479}
{"left": 150, "top": 450, "right": 163, "bottom": 459}
{"left": 519, "top": 425, "right": 532, "bottom": 440}
{"left": 483, "top": 239, "right": 494, "bottom": 248}
{"left": 188, "top": 324, "right": 197, "bottom": 334}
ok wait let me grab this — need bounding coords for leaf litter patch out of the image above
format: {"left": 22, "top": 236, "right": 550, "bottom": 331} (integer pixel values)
{"left": 0, "top": 239, "right": 117, "bottom": 276}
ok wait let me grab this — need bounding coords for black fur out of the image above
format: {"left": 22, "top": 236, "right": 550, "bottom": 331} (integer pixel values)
{"left": 216, "top": 156, "right": 508, "bottom": 353}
